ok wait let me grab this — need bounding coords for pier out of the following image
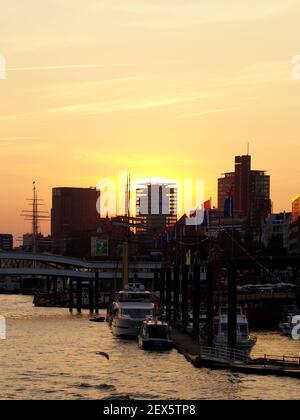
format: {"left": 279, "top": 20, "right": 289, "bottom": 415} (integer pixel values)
{"left": 172, "top": 329, "right": 300, "bottom": 379}
{"left": 159, "top": 259, "right": 300, "bottom": 379}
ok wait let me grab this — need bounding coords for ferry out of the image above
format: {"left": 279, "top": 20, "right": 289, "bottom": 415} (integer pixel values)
{"left": 138, "top": 320, "right": 173, "bottom": 351}
{"left": 107, "top": 283, "right": 155, "bottom": 338}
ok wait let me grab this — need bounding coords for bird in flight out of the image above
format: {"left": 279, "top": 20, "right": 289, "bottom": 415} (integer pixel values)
{"left": 96, "top": 352, "right": 110, "bottom": 360}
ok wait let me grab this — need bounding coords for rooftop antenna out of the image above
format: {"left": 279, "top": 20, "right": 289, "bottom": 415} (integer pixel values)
{"left": 247, "top": 142, "right": 250, "bottom": 156}
{"left": 21, "top": 182, "right": 50, "bottom": 253}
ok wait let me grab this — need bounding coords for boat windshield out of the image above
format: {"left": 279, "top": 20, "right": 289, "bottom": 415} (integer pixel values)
{"left": 220, "top": 323, "right": 249, "bottom": 334}
{"left": 119, "top": 292, "right": 151, "bottom": 302}
{"left": 239, "top": 324, "right": 249, "bottom": 335}
{"left": 148, "top": 325, "right": 169, "bottom": 339}
{"left": 122, "top": 308, "right": 152, "bottom": 319}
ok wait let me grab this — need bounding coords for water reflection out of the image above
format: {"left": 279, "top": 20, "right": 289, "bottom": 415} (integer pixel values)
{"left": 0, "top": 295, "right": 299, "bottom": 400}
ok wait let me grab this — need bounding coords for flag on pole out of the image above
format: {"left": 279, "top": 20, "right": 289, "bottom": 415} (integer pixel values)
{"left": 189, "top": 209, "right": 197, "bottom": 218}
{"left": 202, "top": 198, "right": 211, "bottom": 227}
{"left": 204, "top": 198, "right": 212, "bottom": 211}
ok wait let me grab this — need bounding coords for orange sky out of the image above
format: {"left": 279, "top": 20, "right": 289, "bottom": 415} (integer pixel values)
{"left": 1, "top": 0, "right": 300, "bottom": 241}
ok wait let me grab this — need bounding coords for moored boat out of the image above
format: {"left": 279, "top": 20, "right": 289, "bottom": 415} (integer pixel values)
{"left": 138, "top": 320, "right": 173, "bottom": 351}
{"left": 188, "top": 306, "right": 256, "bottom": 352}
{"left": 207, "top": 307, "right": 257, "bottom": 352}
{"left": 279, "top": 309, "right": 300, "bottom": 337}
{"left": 107, "top": 283, "right": 155, "bottom": 338}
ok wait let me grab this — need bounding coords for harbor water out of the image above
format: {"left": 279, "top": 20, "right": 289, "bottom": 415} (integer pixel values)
{"left": 0, "top": 295, "right": 300, "bottom": 400}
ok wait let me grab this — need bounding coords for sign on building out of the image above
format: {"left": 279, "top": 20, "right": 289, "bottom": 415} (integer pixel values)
{"left": 91, "top": 237, "right": 109, "bottom": 257}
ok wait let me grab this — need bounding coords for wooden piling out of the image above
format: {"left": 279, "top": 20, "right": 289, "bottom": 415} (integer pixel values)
{"left": 69, "top": 278, "right": 73, "bottom": 313}
{"left": 294, "top": 267, "right": 300, "bottom": 309}
{"left": 53, "top": 277, "right": 58, "bottom": 297}
{"left": 76, "top": 279, "right": 82, "bottom": 314}
{"left": 173, "top": 266, "right": 180, "bottom": 326}
{"left": 94, "top": 270, "right": 99, "bottom": 314}
{"left": 46, "top": 276, "right": 51, "bottom": 295}
{"left": 206, "top": 262, "right": 214, "bottom": 347}
{"left": 89, "top": 279, "right": 94, "bottom": 314}
{"left": 192, "top": 265, "right": 200, "bottom": 340}
{"left": 181, "top": 265, "right": 189, "bottom": 330}
{"left": 228, "top": 261, "right": 237, "bottom": 349}
{"left": 160, "top": 268, "right": 166, "bottom": 314}
{"left": 166, "top": 266, "right": 172, "bottom": 322}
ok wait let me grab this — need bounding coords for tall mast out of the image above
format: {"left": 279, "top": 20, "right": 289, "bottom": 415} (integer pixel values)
{"left": 21, "top": 182, "right": 49, "bottom": 253}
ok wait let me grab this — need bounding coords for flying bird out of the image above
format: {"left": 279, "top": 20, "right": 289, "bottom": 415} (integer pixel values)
{"left": 96, "top": 352, "right": 110, "bottom": 360}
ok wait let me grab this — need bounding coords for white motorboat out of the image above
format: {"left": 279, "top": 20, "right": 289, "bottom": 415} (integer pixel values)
{"left": 207, "top": 307, "right": 257, "bottom": 351}
{"left": 188, "top": 307, "right": 256, "bottom": 352}
{"left": 108, "top": 283, "right": 155, "bottom": 338}
{"left": 138, "top": 320, "right": 173, "bottom": 351}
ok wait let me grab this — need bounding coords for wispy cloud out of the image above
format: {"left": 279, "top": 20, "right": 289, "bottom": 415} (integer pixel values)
{"left": 171, "top": 106, "right": 245, "bottom": 120}
{"left": 0, "top": 93, "right": 216, "bottom": 122}
{"left": 46, "top": 93, "right": 217, "bottom": 116}
{"left": 0, "top": 136, "right": 63, "bottom": 141}
{"left": 8, "top": 64, "right": 106, "bottom": 72}
{"left": 106, "top": 0, "right": 299, "bottom": 29}
{"left": 73, "top": 151, "right": 215, "bottom": 169}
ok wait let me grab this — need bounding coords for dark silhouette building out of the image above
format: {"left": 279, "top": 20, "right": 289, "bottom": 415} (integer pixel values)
{"left": 218, "top": 155, "right": 271, "bottom": 234}
{"left": 289, "top": 195, "right": 300, "bottom": 254}
{"left": 51, "top": 187, "right": 99, "bottom": 254}
{"left": 22, "top": 233, "right": 52, "bottom": 253}
{"left": 0, "top": 234, "right": 13, "bottom": 251}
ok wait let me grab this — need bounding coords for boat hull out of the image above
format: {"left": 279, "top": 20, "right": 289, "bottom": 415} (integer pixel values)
{"left": 213, "top": 336, "right": 257, "bottom": 352}
{"left": 279, "top": 323, "right": 293, "bottom": 337}
{"left": 111, "top": 317, "right": 143, "bottom": 337}
{"left": 198, "top": 335, "right": 257, "bottom": 353}
{"left": 138, "top": 338, "right": 173, "bottom": 351}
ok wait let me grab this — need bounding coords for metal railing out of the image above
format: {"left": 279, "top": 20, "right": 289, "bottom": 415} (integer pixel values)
{"left": 198, "top": 346, "right": 250, "bottom": 363}
{"left": 253, "top": 354, "right": 300, "bottom": 368}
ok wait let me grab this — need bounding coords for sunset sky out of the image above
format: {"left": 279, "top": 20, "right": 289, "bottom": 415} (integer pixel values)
{"left": 1, "top": 0, "right": 300, "bottom": 241}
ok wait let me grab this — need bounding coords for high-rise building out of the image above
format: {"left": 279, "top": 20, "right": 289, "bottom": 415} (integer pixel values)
{"left": 0, "top": 234, "right": 13, "bottom": 251}
{"left": 292, "top": 195, "right": 300, "bottom": 222}
{"left": 51, "top": 187, "right": 100, "bottom": 253}
{"left": 135, "top": 182, "right": 177, "bottom": 250}
{"left": 136, "top": 183, "right": 177, "bottom": 231}
{"left": 262, "top": 213, "right": 291, "bottom": 250}
{"left": 218, "top": 155, "right": 271, "bottom": 232}
{"left": 217, "top": 172, "right": 235, "bottom": 211}
{"left": 289, "top": 195, "right": 300, "bottom": 254}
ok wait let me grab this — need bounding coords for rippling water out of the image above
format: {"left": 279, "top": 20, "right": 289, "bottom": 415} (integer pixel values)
{"left": 0, "top": 295, "right": 300, "bottom": 400}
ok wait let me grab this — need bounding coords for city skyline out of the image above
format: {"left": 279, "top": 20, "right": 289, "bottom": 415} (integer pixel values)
{"left": 1, "top": 0, "right": 300, "bottom": 240}
{"left": 1, "top": 153, "right": 299, "bottom": 242}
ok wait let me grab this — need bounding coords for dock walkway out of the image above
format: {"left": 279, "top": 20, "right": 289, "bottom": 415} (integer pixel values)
{"left": 172, "top": 328, "right": 300, "bottom": 379}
